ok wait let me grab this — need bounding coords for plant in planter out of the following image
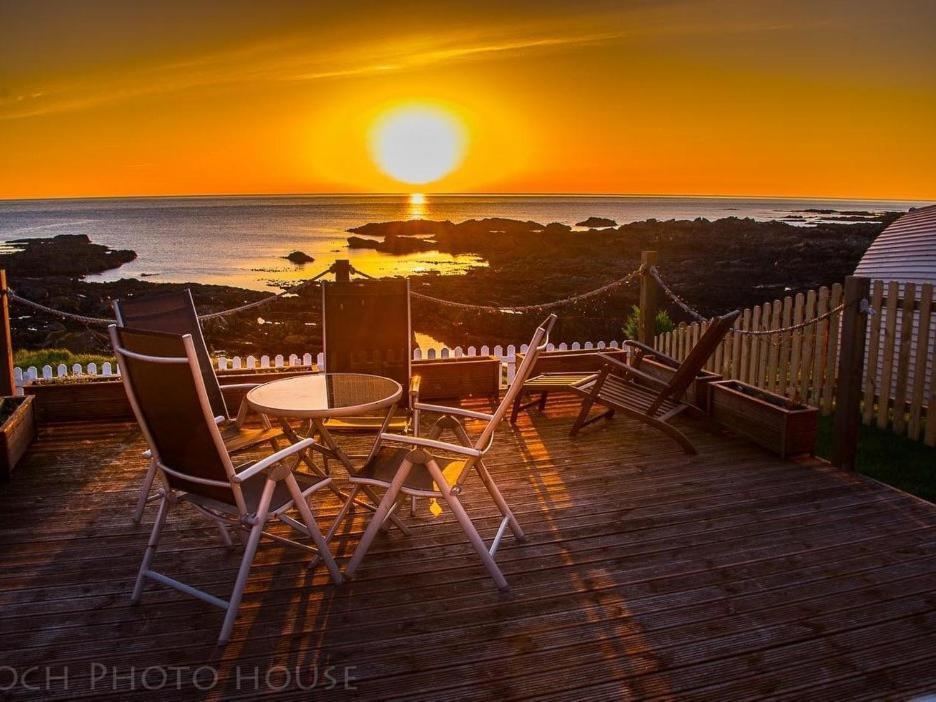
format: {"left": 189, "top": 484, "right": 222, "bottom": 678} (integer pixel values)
{"left": 0, "top": 395, "right": 36, "bottom": 480}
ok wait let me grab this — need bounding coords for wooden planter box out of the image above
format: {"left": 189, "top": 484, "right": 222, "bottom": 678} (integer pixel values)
{"left": 24, "top": 367, "right": 319, "bottom": 424}
{"left": 635, "top": 357, "right": 722, "bottom": 412}
{"left": 24, "top": 377, "right": 132, "bottom": 424}
{"left": 23, "top": 358, "right": 502, "bottom": 423}
{"left": 516, "top": 348, "right": 628, "bottom": 376}
{"left": 413, "top": 356, "right": 500, "bottom": 401}
{"left": 709, "top": 380, "right": 817, "bottom": 458}
{"left": 0, "top": 395, "right": 37, "bottom": 480}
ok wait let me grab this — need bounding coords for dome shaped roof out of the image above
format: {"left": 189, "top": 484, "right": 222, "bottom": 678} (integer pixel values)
{"left": 855, "top": 204, "right": 936, "bottom": 283}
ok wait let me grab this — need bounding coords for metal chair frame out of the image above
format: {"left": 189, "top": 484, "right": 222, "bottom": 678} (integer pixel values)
{"left": 341, "top": 314, "right": 558, "bottom": 589}
{"left": 113, "top": 290, "right": 283, "bottom": 524}
{"left": 110, "top": 325, "right": 342, "bottom": 645}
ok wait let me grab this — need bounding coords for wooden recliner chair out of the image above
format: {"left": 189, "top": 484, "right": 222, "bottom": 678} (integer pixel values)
{"left": 570, "top": 310, "right": 740, "bottom": 454}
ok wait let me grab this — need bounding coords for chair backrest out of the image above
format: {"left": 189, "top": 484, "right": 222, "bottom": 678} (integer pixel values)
{"left": 648, "top": 309, "right": 740, "bottom": 414}
{"left": 474, "top": 314, "right": 558, "bottom": 451}
{"left": 113, "top": 289, "right": 228, "bottom": 419}
{"left": 322, "top": 278, "right": 413, "bottom": 408}
{"left": 109, "top": 325, "right": 243, "bottom": 511}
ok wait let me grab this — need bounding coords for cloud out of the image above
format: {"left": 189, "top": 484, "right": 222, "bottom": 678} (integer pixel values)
{"left": 0, "top": 8, "right": 823, "bottom": 121}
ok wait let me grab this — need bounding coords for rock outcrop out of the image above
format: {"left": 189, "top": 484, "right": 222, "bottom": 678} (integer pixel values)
{"left": 575, "top": 217, "right": 617, "bottom": 228}
{"left": 283, "top": 251, "right": 314, "bottom": 264}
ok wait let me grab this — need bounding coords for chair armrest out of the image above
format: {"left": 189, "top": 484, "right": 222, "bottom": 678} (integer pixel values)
{"left": 414, "top": 402, "right": 495, "bottom": 422}
{"left": 233, "top": 438, "right": 316, "bottom": 483}
{"left": 596, "top": 353, "right": 635, "bottom": 374}
{"left": 618, "top": 364, "right": 669, "bottom": 389}
{"left": 622, "top": 340, "right": 680, "bottom": 368}
{"left": 379, "top": 433, "right": 481, "bottom": 457}
{"left": 219, "top": 382, "right": 264, "bottom": 391}
{"left": 596, "top": 353, "right": 669, "bottom": 389}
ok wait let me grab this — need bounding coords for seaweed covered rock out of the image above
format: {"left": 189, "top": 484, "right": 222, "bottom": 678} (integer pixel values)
{"left": 576, "top": 217, "right": 617, "bottom": 228}
{"left": 1, "top": 234, "right": 136, "bottom": 277}
{"left": 283, "top": 251, "right": 314, "bottom": 264}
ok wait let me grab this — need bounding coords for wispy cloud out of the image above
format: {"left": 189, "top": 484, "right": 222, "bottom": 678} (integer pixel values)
{"left": 0, "top": 9, "right": 816, "bottom": 121}
{"left": 0, "top": 26, "right": 623, "bottom": 120}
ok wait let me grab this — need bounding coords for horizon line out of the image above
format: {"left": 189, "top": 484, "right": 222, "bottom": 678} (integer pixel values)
{"left": 0, "top": 191, "right": 931, "bottom": 205}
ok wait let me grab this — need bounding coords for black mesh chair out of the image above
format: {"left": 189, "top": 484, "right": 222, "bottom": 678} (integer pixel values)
{"left": 113, "top": 289, "right": 285, "bottom": 523}
{"left": 110, "top": 325, "right": 341, "bottom": 645}
{"left": 321, "top": 278, "right": 421, "bottom": 434}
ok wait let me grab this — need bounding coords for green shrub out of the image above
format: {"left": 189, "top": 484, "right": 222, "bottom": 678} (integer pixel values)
{"left": 622, "top": 305, "right": 675, "bottom": 340}
{"left": 13, "top": 348, "right": 115, "bottom": 369}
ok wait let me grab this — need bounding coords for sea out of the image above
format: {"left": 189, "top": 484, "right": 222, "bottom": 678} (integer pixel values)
{"left": 0, "top": 195, "right": 925, "bottom": 292}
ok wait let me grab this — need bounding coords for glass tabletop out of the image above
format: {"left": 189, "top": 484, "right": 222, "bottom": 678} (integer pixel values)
{"left": 245, "top": 373, "right": 403, "bottom": 418}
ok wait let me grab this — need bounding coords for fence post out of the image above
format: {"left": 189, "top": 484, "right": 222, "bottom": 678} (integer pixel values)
{"left": 831, "top": 275, "right": 870, "bottom": 470}
{"left": 638, "top": 251, "right": 658, "bottom": 346}
{"left": 0, "top": 270, "right": 15, "bottom": 396}
{"left": 333, "top": 259, "right": 351, "bottom": 283}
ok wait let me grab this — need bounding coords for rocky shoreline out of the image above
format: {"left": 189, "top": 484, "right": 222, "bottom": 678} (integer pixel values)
{"left": 2, "top": 213, "right": 899, "bottom": 354}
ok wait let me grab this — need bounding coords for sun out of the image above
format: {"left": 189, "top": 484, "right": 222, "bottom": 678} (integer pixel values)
{"left": 370, "top": 106, "right": 466, "bottom": 185}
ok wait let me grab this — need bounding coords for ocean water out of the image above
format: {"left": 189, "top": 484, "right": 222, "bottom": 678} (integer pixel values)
{"left": 0, "top": 194, "right": 923, "bottom": 291}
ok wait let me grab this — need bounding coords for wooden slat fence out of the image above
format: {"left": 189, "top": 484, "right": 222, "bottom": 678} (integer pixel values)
{"left": 655, "top": 281, "right": 936, "bottom": 446}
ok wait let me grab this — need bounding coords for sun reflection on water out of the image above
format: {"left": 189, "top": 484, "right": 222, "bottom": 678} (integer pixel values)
{"left": 407, "top": 192, "right": 427, "bottom": 219}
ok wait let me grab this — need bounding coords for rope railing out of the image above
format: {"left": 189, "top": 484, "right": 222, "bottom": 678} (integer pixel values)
{"left": 648, "top": 266, "right": 858, "bottom": 336}
{"left": 5, "top": 264, "right": 339, "bottom": 327}
{"left": 410, "top": 265, "right": 645, "bottom": 313}
{"left": 5, "top": 259, "right": 860, "bottom": 336}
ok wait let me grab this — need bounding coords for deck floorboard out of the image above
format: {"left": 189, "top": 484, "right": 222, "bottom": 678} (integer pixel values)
{"left": 0, "top": 396, "right": 934, "bottom": 700}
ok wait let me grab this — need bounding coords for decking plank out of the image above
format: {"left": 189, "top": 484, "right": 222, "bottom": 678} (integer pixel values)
{"left": 0, "top": 398, "right": 934, "bottom": 700}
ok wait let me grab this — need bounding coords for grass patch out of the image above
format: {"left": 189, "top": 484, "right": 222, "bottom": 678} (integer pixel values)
{"left": 13, "top": 348, "right": 115, "bottom": 369}
{"left": 816, "top": 415, "right": 935, "bottom": 503}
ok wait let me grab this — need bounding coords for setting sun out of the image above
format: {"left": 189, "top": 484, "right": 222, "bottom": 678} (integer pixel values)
{"left": 369, "top": 106, "right": 466, "bottom": 186}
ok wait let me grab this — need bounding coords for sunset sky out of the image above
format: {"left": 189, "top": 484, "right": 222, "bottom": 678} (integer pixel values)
{"left": 1, "top": 0, "right": 934, "bottom": 200}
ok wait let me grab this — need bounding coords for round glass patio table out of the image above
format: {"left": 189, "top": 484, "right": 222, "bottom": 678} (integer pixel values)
{"left": 246, "top": 372, "right": 408, "bottom": 540}
{"left": 246, "top": 373, "right": 402, "bottom": 419}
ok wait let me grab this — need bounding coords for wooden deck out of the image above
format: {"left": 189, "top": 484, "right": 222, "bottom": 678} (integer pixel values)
{"left": 1, "top": 397, "right": 935, "bottom": 700}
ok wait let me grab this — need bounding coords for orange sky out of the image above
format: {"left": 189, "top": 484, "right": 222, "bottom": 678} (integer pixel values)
{"left": 1, "top": 0, "right": 934, "bottom": 200}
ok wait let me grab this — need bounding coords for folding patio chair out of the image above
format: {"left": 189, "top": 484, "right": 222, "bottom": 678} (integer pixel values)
{"left": 341, "top": 314, "right": 558, "bottom": 590}
{"left": 110, "top": 325, "right": 342, "bottom": 645}
{"left": 114, "top": 289, "right": 285, "bottom": 523}
{"left": 569, "top": 310, "right": 740, "bottom": 454}
{"left": 321, "top": 278, "right": 421, "bottom": 435}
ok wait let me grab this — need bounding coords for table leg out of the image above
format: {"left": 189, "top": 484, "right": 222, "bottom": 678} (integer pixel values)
{"left": 277, "top": 418, "right": 362, "bottom": 508}
{"left": 313, "top": 416, "right": 411, "bottom": 536}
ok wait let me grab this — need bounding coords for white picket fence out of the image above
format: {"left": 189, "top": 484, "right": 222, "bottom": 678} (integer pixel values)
{"left": 13, "top": 339, "right": 624, "bottom": 390}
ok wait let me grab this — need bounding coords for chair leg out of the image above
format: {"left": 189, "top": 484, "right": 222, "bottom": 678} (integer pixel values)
{"left": 647, "top": 416, "right": 698, "bottom": 455}
{"left": 476, "top": 463, "right": 525, "bottom": 541}
{"left": 326, "top": 485, "right": 360, "bottom": 543}
{"left": 132, "top": 460, "right": 159, "bottom": 524}
{"left": 345, "top": 461, "right": 413, "bottom": 578}
{"left": 510, "top": 391, "right": 524, "bottom": 423}
{"left": 284, "top": 474, "right": 343, "bottom": 584}
{"left": 428, "top": 461, "right": 508, "bottom": 590}
{"left": 570, "top": 396, "right": 595, "bottom": 436}
{"left": 218, "top": 478, "right": 275, "bottom": 645}
{"left": 131, "top": 494, "right": 170, "bottom": 603}
{"left": 538, "top": 391, "right": 549, "bottom": 411}
{"left": 215, "top": 520, "right": 234, "bottom": 548}
{"left": 360, "top": 484, "right": 411, "bottom": 536}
